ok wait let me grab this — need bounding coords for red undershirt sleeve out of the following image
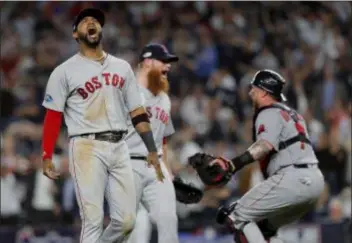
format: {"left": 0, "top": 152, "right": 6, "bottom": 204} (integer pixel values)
{"left": 42, "top": 109, "right": 63, "bottom": 160}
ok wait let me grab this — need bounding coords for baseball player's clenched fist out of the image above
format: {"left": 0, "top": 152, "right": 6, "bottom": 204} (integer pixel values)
{"left": 147, "top": 152, "right": 165, "bottom": 182}
{"left": 43, "top": 159, "right": 60, "bottom": 180}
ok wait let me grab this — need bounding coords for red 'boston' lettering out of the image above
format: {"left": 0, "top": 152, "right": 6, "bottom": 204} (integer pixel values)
{"left": 78, "top": 73, "right": 126, "bottom": 99}
{"left": 155, "top": 107, "right": 161, "bottom": 119}
{"left": 119, "top": 78, "right": 125, "bottom": 89}
{"left": 85, "top": 82, "right": 95, "bottom": 93}
{"left": 102, "top": 73, "right": 110, "bottom": 85}
{"left": 92, "top": 76, "right": 101, "bottom": 89}
{"left": 77, "top": 88, "right": 88, "bottom": 99}
{"left": 146, "top": 107, "right": 152, "bottom": 118}
{"left": 112, "top": 74, "right": 119, "bottom": 87}
{"left": 147, "top": 106, "right": 169, "bottom": 124}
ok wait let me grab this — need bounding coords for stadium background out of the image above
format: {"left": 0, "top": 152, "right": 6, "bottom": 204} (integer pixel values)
{"left": 0, "top": 1, "right": 351, "bottom": 243}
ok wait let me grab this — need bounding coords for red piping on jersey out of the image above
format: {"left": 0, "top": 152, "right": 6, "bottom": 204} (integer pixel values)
{"left": 42, "top": 109, "right": 63, "bottom": 160}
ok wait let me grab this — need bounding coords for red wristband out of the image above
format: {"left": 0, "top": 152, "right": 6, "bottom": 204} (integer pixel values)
{"left": 42, "top": 109, "right": 63, "bottom": 160}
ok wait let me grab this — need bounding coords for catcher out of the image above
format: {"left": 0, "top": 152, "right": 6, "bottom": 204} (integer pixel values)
{"left": 189, "top": 70, "right": 324, "bottom": 243}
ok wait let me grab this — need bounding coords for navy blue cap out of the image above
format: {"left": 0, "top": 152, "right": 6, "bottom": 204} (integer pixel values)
{"left": 139, "top": 44, "right": 179, "bottom": 63}
{"left": 72, "top": 8, "right": 105, "bottom": 32}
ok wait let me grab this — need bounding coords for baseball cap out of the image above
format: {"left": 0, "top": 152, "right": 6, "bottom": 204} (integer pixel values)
{"left": 139, "top": 44, "right": 179, "bottom": 63}
{"left": 72, "top": 8, "right": 105, "bottom": 32}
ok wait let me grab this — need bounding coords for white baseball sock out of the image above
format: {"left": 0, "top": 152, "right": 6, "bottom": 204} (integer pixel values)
{"left": 242, "top": 222, "right": 267, "bottom": 243}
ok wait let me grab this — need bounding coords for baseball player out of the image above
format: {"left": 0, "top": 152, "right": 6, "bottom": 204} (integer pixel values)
{"left": 124, "top": 44, "right": 179, "bottom": 243}
{"left": 41, "top": 8, "right": 164, "bottom": 243}
{"left": 189, "top": 70, "right": 325, "bottom": 243}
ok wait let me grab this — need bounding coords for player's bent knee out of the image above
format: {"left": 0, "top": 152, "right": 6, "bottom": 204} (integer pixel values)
{"left": 122, "top": 214, "right": 136, "bottom": 236}
{"left": 110, "top": 213, "right": 136, "bottom": 236}
{"left": 83, "top": 209, "right": 104, "bottom": 229}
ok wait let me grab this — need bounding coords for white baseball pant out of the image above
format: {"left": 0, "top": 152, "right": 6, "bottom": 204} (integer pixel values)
{"left": 128, "top": 158, "right": 178, "bottom": 243}
{"left": 69, "top": 137, "right": 136, "bottom": 243}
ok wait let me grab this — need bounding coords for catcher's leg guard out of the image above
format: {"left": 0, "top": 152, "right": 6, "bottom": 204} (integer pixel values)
{"left": 216, "top": 202, "right": 237, "bottom": 225}
{"left": 257, "top": 219, "right": 278, "bottom": 240}
{"left": 233, "top": 229, "right": 249, "bottom": 243}
{"left": 216, "top": 202, "right": 267, "bottom": 243}
{"left": 216, "top": 202, "right": 247, "bottom": 243}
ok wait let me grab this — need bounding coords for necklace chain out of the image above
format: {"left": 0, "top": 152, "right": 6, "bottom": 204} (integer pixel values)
{"left": 79, "top": 52, "right": 107, "bottom": 62}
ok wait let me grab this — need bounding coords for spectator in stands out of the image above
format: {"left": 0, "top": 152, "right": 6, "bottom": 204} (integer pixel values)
{"left": 316, "top": 131, "right": 348, "bottom": 196}
{"left": 54, "top": 156, "right": 78, "bottom": 226}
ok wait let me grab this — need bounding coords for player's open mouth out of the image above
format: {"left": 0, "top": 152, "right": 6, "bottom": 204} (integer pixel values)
{"left": 161, "top": 70, "right": 168, "bottom": 78}
{"left": 88, "top": 28, "right": 97, "bottom": 37}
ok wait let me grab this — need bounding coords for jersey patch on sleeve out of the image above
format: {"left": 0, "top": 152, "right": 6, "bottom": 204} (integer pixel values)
{"left": 44, "top": 94, "right": 53, "bottom": 102}
{"left": 257, "top": 124, "right": 266, "bottom": 135}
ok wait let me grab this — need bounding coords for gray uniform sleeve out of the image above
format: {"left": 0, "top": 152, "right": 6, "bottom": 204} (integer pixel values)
{"left": 163, "top": 94, "right": 175, "bottom": 137}
{"left": 42, "top": 67, "right": 68, "bottom": 112}
{"left": 255, "top": 109, "right": 283, "bottom": 151}
{"left": 123, "top": 64, "right": 143, "bottom": 112}
{"left": 164, "top": 118, "right": 175, "bottom": 137}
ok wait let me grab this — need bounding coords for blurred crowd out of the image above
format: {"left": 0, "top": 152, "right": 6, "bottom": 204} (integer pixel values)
{"left": 1, "top": 1, "right": 351, "bottom": 236}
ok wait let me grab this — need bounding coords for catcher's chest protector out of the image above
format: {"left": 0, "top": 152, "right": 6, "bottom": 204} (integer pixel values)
{"left": 252, "top": 103, "right": 311, "bottom": 178}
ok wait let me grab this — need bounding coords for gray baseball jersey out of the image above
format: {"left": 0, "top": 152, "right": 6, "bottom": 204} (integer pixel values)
{"left": 125, "top": 86, "right": 175, "bottom": 156}
{"left": 42, "top": 53, "right": 142, "bottom": 242}
{"left": 42, "top": 53, "right": 143, "bottom": 136}
{"left": 126, "top": 86, "right": 178, "bottom": 243}
{"left": 254, "top": 104, "right": 318, "bottom": 177}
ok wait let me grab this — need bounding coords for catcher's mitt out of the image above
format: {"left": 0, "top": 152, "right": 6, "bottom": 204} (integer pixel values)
{"left": 173, "top": 176, "right": 203, "bottom": 204}
{"left": 188, "top": 153, "right": 234, "bottom": 186}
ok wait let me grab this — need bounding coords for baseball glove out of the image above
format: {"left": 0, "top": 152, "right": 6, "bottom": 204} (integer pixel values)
{"left": 173, "top": 176, "right": 203, "bottom": 204}
{"left": 188, "top": 153, "right": 235, "bottom": 186}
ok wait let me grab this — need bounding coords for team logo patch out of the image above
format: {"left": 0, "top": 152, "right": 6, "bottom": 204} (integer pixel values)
{"left": 143, "top": 52, "right": 152, "bottom": 58}
{"left": 44, "top": 94, "right": 53, "bottom": 102}
{"left": 257, "top": 124, "right": 266, "bottom": 135}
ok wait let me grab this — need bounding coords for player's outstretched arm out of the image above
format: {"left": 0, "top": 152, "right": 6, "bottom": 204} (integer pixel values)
{"left": 188, "top": 139, "right": 274, "bottom": 186}
{"left": 129, "top": 106, "right": 165, "bottom": 181}
{"left": 230, "top": 139, "right": 274, "bottom": 172}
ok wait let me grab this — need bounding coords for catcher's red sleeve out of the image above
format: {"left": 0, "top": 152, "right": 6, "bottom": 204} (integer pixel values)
{"left": 42, "top": 109, "right": 63, "bottom": 160}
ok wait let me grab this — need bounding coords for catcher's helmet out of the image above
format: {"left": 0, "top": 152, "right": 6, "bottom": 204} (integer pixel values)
{"left": 251, "top": 69, "right": 287, "bottom": 102}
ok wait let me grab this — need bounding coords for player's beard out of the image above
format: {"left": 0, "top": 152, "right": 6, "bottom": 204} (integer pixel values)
{"left": 77, "top": 31, "right": 103, "bottom": 49}
{"left": 251, "top": 99, "right": 260, "bottom": 112}
{"left": 147, "top": 69, "right": 169, "bottom": 96}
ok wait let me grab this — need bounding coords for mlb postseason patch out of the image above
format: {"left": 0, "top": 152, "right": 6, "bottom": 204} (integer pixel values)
{"left": 44, "top": 94, "right": 53, "bottom": 102}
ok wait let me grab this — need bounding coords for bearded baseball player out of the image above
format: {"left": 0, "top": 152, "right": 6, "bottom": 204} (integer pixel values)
{"left": 125, "top": 44, "right": 203, "bottom": 243}
{"left": 41, "top": 8, "right": 164, "bottom": 243}
{"left": 189, "top": 69, "right": 325, "bottom": 243}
